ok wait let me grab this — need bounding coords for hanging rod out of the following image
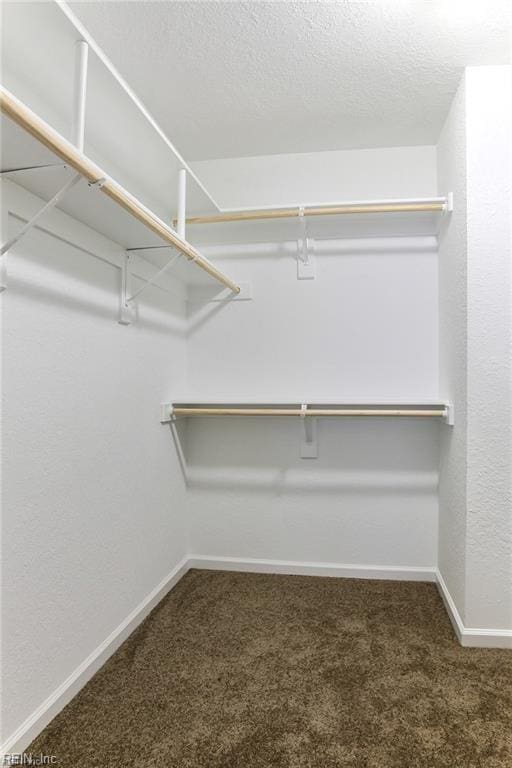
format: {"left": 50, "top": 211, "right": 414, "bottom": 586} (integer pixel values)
{"left": 165, "top": 403, "right": 450, "bottom": 420}
{"left": 172, "top": 408, "right": 445, "bottom": 417}
{"left": 0, "top": 85, "right": 240, "bottom": 294}
{"left": 173, "top": 198, "right": 448, "bottom": 227}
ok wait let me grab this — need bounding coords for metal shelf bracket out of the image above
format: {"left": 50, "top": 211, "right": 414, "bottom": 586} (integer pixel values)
{"left": 119, "top": 252, "right": 136, "bottom": 325}
{"left": 0, "top": 173, "right": 82, "bottom": 258}
{"left": 125, "top": 252, "right": 180, "bottom": 306}
{"left": 297, "top": 207, "right": 316, "bottom": 280}
{"left": 300, "top": 403, "right": 318, "bottom": 458}
{"left": 160, "top": 403, "right": 173, "bottom": 423}
{"left": 444, "top": 403, "right": 455, "bottom": 426}
{"left": 88, "top": 177, "right": 106, "bottom": 190}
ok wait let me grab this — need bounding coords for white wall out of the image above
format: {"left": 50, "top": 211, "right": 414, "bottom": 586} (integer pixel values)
{"left": 437, "top": 65, "right": 512, "bottom": 634}
{"left": 187, "top": 236, "right": 439, "bottom": 401}
{"left": 184, "top": 146, "right": 440, "bottom": 570}
{"left": 184, "top": 415, "right": 439, "bottom": 569}
{"left": 0, "top": 180, "right": 189, "bottom": 749}
{"left": 437, "top": 74, "right": 468, "bottom": 620}
{"left": 191, "top": 145, "right": 437, "bottom": 208}
{"left": 465, "top": 66, "right": 512, "bottom": 630}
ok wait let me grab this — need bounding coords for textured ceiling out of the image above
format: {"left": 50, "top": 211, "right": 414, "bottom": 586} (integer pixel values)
{"left": 69, "top": 1, "right": 510, "bottom": 161}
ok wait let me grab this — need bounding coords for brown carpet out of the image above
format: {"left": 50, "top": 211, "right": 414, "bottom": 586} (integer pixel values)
{"left": 29, "top": 570, "right": 512, "bottom": 767}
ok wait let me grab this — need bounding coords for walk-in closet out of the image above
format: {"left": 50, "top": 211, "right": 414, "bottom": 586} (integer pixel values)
{"left": 1, "top": 2, "right": 511, "bottom": 766}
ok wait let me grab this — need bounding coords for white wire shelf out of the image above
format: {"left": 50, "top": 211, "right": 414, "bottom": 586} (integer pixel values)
{"left": 0, "top": 91, "right": 239, "bottom": 293}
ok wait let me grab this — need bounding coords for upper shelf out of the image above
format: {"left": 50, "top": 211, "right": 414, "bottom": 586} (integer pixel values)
{"left": 0, "top": 0, "right": 219, "bottom": 218}
{"left": 1, "top": 0, "right": 450, "bottom": 261}
{"left": 176, "top": 197, "right": 450, "bottom": 246}
{"left": 0, "top": 88, "right": 239, "bottom": 293}
{"left": 2, "top": 106, "right": 447, "bottom": 282}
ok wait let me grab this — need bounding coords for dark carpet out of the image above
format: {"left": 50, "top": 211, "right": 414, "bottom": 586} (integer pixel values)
{"left": 29, "top": 570, "right": 512, "bottom": 767}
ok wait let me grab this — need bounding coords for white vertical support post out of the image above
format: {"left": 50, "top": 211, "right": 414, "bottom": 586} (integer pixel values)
{"left": 177, "top": 169, "right": 187, "bottom": 240}
{"left": 72, "top": 40, "right": 89, "bottom": 152}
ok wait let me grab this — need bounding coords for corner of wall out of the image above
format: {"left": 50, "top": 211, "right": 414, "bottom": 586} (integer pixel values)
{"left": 435, "top": 71, "right": 468, "bottom": 626}
{"left": 436, "top": 65, "right": 512, "bottom": 636}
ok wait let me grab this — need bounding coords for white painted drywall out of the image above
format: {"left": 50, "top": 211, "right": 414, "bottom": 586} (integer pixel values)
{"left": 184, "top": 147, "right": 440, "bottom": 568}
{"left": 437, "top": 65, "right": 512, "bottom": 632}
{"left": 437, "top": 74, "right": 468, "bottom": 621}
{"left": 184, "top": 415, "right": 439, "bottom": 568}
{"left": 464, "top": 66, "right": 512, "bottom": 630}
{"left": 191, "top": 145, "right": 437, "bottom": 209}
{"left": 0, "top": 180, "right": 189, "bottom": 747}
{"left": 187, "top": 236, "right": 439, "bottom": 401}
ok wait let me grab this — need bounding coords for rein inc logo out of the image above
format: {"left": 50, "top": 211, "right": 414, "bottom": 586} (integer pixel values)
{"left": 3, "top": 756, "right": 57, "bottom": 766}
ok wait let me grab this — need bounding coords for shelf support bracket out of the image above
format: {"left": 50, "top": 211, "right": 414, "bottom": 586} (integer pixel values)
{"left": 297, "top": 207, "right": 315, "bottom": 280}
{"left": 160, "top": 403, "right": 173, "bottom": 423}
{"left": 119, "top": 252, "right": 136, "bottom": 325}
{"left": 444, "top": 403, "right": 455, "bottom": 426}
{"left": 300, "top": 403, "right": 318, "bottom": 458}
{"left": 0, "top": 162, "right": 67, "bottom": 176}
{"left": 0, "top": 173, "right": 82, "bottom": 257}
{"left": 126, "top": 252, "right": 180, "bottom": 305}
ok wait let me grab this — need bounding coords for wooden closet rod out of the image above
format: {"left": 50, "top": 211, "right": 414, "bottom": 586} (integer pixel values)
{"left": 172, "top": 407, "right": 446, "bottom": 418}
{"left": 174, "top": 200, "right": 446, "bottom": 227}
{"left": 0, "top": 86, "right": 240, "bottom": 294}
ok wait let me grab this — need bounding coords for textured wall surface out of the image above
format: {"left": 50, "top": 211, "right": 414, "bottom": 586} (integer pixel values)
{"left": 185, "top": 415, "right": 439, "bottom": 568}
{"left": 465, "top": 66, "right": 512, "bottom": 630}
{"left": 436, "top": 75, "right": 468, "bottom": 621}
{"left": 184, "top": 148, "right": 440, "bottom": 567}
{"left": 187, "top": 236, "right": 439, "bottom": 401}
{"left": 0, "top": 182, "right": 189, "bottom": 744}
{"left": 184, "top": 237, "right": 440, "bottom": 567}
{"left": 437, "top": 66, "right": 512, "bottom": 631}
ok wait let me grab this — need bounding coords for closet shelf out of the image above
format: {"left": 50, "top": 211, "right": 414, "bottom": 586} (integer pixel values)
{"left": 175, "top": 196, "right": 451, "bottom": 247}
{"left": 176, "top": 198, "right": 448, "bottom": 226}
{"left": 162, "top": 401, "right": 453, "bottom": 424}
{"left": 0, "top": 86, "right": 239, "bottom": 294}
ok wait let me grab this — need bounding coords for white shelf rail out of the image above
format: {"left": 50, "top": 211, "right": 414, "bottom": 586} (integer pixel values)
{"left": 0, "top": 85, "right": 240, "bottom": 294}
{"left": 161, "top": 401, "right": 454, "bottom": 459}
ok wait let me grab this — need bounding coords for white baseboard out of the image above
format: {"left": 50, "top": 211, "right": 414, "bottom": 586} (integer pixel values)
{"left": 435, "top": 568, "right": 465, "bottom": 642}
{"left": 435, "top": 569, "right": 512, "bottom": 649}
{"left": 188, "top": 555, "right": 437, "bottom": 582}
{"left": 1, "top": 556, "right": 190, "bottom": 758}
